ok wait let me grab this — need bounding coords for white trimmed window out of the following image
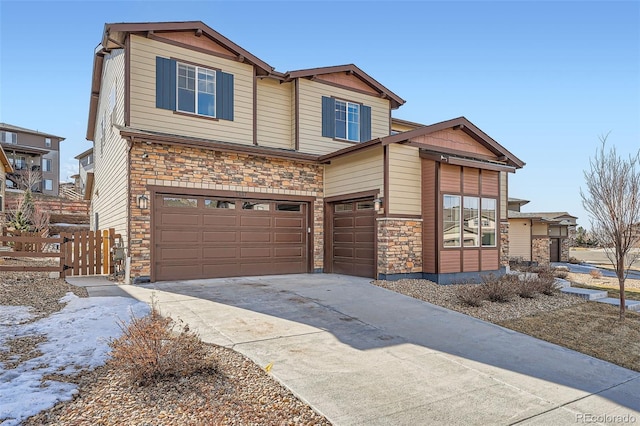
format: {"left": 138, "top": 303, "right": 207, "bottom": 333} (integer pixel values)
{"left": 177, "top": 63, "right": 216, "bottom": 117}
{"left": 44, "top": 179, "right": 53, "bottom": 191}
{"left": 42, "top": 159, "right": 52, "bottom": 172}
{"left": 45, "top": 137, "right": 51, "bottom": 147}
{"left": 335, "top": 100, "right": 360, "bottom": 142}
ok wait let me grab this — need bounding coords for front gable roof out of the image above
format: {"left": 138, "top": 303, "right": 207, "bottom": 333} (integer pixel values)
{"left": 320, "top": 116, "right": 525, "bottom": 171}
{"left": 102, "top": 21, "right": 274, "bottom": 74}
{"left": 383, "top": 117, "right": 525, "bottom": 169}
{"left": 286, "top": 64, "right": 405, "bottom": 109}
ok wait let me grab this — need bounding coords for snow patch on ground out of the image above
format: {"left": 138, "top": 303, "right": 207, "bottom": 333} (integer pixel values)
{"left": 0, "top": 293, "right": 149, "bottom": 426}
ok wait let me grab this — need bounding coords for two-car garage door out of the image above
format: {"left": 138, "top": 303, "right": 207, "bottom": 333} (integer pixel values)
{"left": 153, "top": 194, "right": 308, "bottom": 281}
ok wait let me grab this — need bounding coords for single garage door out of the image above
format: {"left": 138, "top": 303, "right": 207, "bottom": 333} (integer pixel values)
{"left": 154, "top": 194, "right": 308, "bottom": 281}
{"left": 331, "top": 199, "right": 375, "bottom": 278}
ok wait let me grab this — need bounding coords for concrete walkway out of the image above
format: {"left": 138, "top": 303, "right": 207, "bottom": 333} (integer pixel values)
{"left": 68, "top": 274, "right": 640, "bottom": 425}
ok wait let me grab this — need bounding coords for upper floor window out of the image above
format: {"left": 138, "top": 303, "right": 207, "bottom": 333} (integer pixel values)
{"left": 321, "top": 96, "right": 371, "bottom": 143}
{"left": 1, "top": 131, "right": 17, "bottom": 144}
{"left": 156, "top": 57, "right": 234, "bottom": 121}
{"left": 42, "top": 159, "right": 52, "bottom": 172}
{"left": 335, "top": 100, "right": 359, "bottom": 142}
{"left": 177, "top": 63, "right": 216, "bottom": 117}
{"left": 45, "top": 137, "right": 51, "bottom": 147}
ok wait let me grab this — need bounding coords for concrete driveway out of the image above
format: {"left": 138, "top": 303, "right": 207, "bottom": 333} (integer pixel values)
{"left": 77, "top": 274, "right": 640, "bottom": 425}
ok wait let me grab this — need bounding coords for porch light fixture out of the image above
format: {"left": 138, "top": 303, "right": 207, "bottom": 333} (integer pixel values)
{"left": 137, "top": 194, "right": 149, "bottom": 210}
{"left": 374, "top": 197, "right": 383, "bottom": 211}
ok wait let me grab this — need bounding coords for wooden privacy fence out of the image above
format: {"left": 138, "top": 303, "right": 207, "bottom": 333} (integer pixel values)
{"left": 0, "top": 228, "right": 119, "bottom": 277}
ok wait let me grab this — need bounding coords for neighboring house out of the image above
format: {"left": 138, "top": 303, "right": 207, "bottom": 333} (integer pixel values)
{"left": 87, "top": 21, "right": 524, "bottom": 283}
{"left": 507, "top": 198, "right": 577, "bottom": 264}
{"left": 0, "top": 145, "right": 14, "bottom": 223}
{"left": 0, "top": 123, "right": 64, "bottom": 196}
{"left": 73, "top": 148, "right": 94, "bottom": 200}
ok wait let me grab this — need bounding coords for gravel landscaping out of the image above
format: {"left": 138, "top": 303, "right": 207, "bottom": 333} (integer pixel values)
{"left": 373, "top": 277, "right": 586, "bottom": 323}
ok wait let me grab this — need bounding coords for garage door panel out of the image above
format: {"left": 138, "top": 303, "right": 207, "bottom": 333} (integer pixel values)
{"left": 158, "top": 230, "right": 200, "bottom": 243}
{"left": 274, "top": 247, "right": 303, "bottom": 258}
{"left": 355, "top": 232, "right": 375, "bottom": 243}
{"left": 355, "top": 248, "right": 375, "bottom": 259}
{"left": 275, "top": 232, "right": 303, "bottom": 243}
{"left": 155, "top": 194, "right": 308, "bottom": 281}
{"left": 275, "top": 217, "right": 304, "bottom": 228}
{"left": 157, "top": 247, "right": 200, "bottom": 260}
{"left": 334, "top": 247, "right": 354, "bottom": 258}
{"left": 202, "top": 231, "right": 237, "bottom": 243}
{"left": 203, "top": 215, "right": 237, "bottom": 226}
{"left": 240, "top": 247, "right": 272, "bottom": 258}
{"left": 160, "top": 213, "right": 200, "bottom": 226}
{"left": 202, "top": 247, "right": 238, "bottom": 259}
{"left": 240, "top": 216, "right": 271, "bottom": 227}
{"left": 334, "top": 217, "right": 354, "bottom": 228}
{"left": 241, "top": 232, "right": 271, "bottom": 242}
{"left": 334, "top": 233, "right": 354, "bottom": 243}
{"left": 355, "top": 216, "right": 375, "bottom": 227}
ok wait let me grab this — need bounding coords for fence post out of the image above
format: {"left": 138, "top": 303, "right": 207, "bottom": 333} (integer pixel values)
{"left": 102, "top": 230, "right": 109, "bottom": 275}
{"left": 59, "top": 233, "right": 67, "bottom": 278}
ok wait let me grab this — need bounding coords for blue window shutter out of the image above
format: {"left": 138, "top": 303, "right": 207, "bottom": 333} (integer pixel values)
{"left": 360, "top": 105, "right": 371, "bottom": 142}
{"left": 322, "top": 96, "right": 335, "bottom": 138}
{"left": 216, "top": 70, "right": 234, "bottom": 121}
{"left": 155, "top": 57, "right": 176, "bottom": 110}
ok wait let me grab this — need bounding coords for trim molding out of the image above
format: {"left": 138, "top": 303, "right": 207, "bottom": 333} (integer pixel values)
{"left": 323, "top": 190, "right": 378, "bottom": 204}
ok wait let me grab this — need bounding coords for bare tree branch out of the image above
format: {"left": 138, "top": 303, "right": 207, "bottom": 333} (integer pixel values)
{"left": 580, "top": 135, "right": 640, "bottom": 320}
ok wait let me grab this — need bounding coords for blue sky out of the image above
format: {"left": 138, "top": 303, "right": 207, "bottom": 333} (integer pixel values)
{"left": 1, "top": 0, "right": 638, "bottom": 228}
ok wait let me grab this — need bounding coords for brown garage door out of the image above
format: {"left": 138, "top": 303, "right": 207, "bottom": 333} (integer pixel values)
{"left": 331, "top": 200, "right": 375, "bottom": 278}
{"left": 154, "top": 194, "right": 308, "bottom": 281}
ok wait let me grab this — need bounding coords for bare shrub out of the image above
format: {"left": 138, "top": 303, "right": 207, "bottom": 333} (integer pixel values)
{"left": 455, "top": 284, "right": 485, "bottom": 307}
{"left": 590, "top": 269, "right": 603, "bottom": 279}
{"left": 532, "top": 273, "right": 559, "bottom": 296}
{"left": 481, "top": 274, "right": 514, "bottom": 303}
{"left": 109, "top": 303, "right": 216, "bottom": 386}
{"left": 505, "top": 274, "right": 538, "bottom": 299}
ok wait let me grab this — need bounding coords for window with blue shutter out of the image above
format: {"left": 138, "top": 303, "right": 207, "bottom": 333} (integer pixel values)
{"left": 321, "top": 96, "right": 371, "bottom": 142}
{"left": 155, "top": 56, "right": 234, "bottom": 121}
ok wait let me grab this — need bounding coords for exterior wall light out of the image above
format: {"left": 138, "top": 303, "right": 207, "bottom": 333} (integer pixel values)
{"left": 374, "top": 197, "right": 383, "bottom": 211}
{"left": 137, "top": 194, "right": 149, "bottom": 210}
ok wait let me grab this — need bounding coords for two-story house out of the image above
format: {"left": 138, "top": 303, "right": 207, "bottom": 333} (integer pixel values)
{"left": 87, "top": 21, "right": 524, "bottom": 283}
{"left": 0, "top": 123, "right": 64, "bottom": 196}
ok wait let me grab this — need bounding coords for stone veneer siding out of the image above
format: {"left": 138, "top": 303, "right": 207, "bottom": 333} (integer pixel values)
{"left": 532, "top": 237, "right": 550, "bottom": 265}
{"left": 561, "top": 237, "right": 570, "bottom": 262}
{"left": 377, "top": 218, "right": 423, "bottom": 276}
{"left": 129, "top": 142, "right": 324, "bottom": 279}
{"left": 500, "top": 221, "right": 509, "bottom": 267}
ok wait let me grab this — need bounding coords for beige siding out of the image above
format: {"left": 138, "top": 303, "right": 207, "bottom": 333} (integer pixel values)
{"left": 298, "top": 78, "right": 390, "bottom": 155}
{"left": 388, "top": 144, "right": 421, "bottom": 215}
{"left": 129, "top": 35, "right": 254, "bottom": 145}
{"left": 90, "top": 49, "right": 129, "bottom": 247}
{"left": 256, "top": 78, "right": 293, "bottom": 150}
{"left": 324, "top": 147, "right": 383, "bottom": 198}
{"left": 500, "top": 172, "right": 508, "bottom": 220}
{"left": 509, "top": 219, "right": 531, "bottom": 261}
